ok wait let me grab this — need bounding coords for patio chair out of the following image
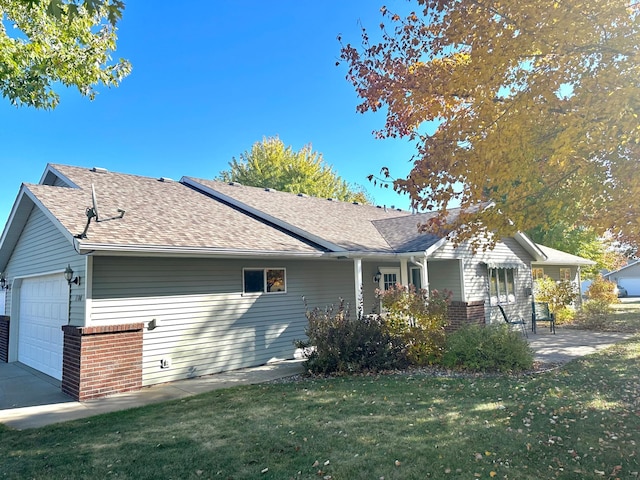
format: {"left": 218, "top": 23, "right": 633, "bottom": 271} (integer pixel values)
{"left": 497, "top": 304, "right": 528, "bottom": 337}
{"left": 532, "top": 302, "right": 556, "bottom": 334}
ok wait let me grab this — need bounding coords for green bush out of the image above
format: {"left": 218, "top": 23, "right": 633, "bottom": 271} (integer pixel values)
{"left": 376, "top": 284, "right": 451, "bottom": 366}
{"left": 441, "top": 324, "right": 534, "bottom": 373}
{"left": 298, "top": 299, "right": 405, "bottom": 374}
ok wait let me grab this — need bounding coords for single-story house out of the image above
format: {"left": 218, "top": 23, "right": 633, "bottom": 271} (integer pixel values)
{"left": 0, "top": 164, "right": 593, "bottom": 400}
{"left": 604, "top": 260, "right": 640, "bottom": 296}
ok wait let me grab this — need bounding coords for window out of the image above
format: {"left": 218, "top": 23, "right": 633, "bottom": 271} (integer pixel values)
{"left": 532, "top": 267, "right": 545, "bottom": 280}
{"left": 559, "top": 268, "right": 571, "bottom": 281}
{"left": 489, "top": 268, "right": 516, "bottom": 305}
{"left": 243, "top": 268, "right": 286, "bottom": 294}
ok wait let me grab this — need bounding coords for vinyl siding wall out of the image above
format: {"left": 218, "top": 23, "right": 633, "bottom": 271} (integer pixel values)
{"left": 431, "top": 238, "right": 534, "bottom": 324}
{"left": 3, "top": 206, "right": 84, "bottom": 325}
{"left": 90, "top": 256, "right": 356, "bottom": 386}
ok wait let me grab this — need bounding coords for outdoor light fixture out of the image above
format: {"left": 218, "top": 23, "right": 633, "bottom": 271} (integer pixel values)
{"left": 64, "top": 265, "right": 80, "bottom": 286}
{"left": 373, "top": 270, "right": 382, "bottom": 284}
{"left": 0, "top": 273, "right": 8, "bottom": 290}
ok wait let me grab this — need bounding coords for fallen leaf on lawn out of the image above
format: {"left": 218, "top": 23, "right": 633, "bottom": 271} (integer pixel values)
{"left": 324, "top": 460, "right": 330, "bottom": 466}
{"left": 475, "top": 453, "right": 483, "bottom": 460}
{"left": 312, "top": 460, "right": 320, "bottom": 467}
{"left": 395, "top": 460, "right": 401, "bottom": 467}
{"left": 490, "top": 472, "right": 497, "bottom": 477}
{"left": 261, "top": 467, "right": 268, "bottom": 474}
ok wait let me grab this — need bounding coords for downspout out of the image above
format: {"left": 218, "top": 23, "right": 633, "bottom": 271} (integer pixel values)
{"left": 410, "top": 255, "right": 430, "bottom": 297}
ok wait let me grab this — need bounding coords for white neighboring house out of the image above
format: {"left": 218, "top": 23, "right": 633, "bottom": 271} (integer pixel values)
{"left": 604, "top": 261, "right": 640, "bottom": 296}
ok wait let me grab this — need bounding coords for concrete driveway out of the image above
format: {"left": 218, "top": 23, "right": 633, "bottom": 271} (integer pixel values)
{"left": 0, "top": 328, "right": 635, "bottom": 430}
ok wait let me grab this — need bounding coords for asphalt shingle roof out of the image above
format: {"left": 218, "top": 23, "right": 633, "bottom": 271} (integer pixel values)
{"left": 184, "top": 178, "right": 416, "bottom": 253}
{"left": 31, "top": 165, "right": 325, "bottom": 255}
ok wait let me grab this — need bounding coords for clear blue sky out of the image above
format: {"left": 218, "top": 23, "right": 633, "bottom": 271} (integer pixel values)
{"left": 0, "top": 0, "right": 420, "bottom": 227}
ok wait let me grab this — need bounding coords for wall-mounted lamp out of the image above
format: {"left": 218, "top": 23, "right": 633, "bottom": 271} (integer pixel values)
{"left": 0, "top": 273, "right": 9, "bottom": 290}
{"left": 64, "top": 264, "right": 80, "bottom": 286}
{"left": 373, "top": 270, "right": 382, "bottom": 284}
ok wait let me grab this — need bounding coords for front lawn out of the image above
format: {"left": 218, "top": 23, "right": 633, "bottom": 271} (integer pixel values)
{"left": 2, "top": 338, "right": 639, "bottom": 479}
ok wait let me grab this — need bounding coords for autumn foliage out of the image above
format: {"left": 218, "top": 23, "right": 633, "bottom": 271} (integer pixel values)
{"left": 340, "top": 1, "right": 640, "bottom": 247}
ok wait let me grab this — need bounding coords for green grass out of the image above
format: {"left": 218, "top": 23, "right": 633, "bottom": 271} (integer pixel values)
{"left": 2, "top": 338, "right": 639, "bottom": 479}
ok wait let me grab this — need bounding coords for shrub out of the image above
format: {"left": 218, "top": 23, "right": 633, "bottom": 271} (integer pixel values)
{"left": 298, "top": 299, "right": 404, "bottom": 374}
{"left": 534, "top": 277, "right": 578, "bottom": 313}
{"left": 441, "top": 324, "right": 534, "bottom": 373}
{"left": 575, "top": 299, "right": 612, "bottom": 330}
{"left": 553, "top": 306, "right": 575, "bottom": 325}
{"left": 585, "top": 274, "right": 618, "bottom": 304}
{"left": 376, "top": 284, "right": 451, "bottom": 366}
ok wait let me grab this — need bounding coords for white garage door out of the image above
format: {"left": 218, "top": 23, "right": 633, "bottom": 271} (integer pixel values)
{"left": 18, "top": 274, "right": 68, "bottom": 380}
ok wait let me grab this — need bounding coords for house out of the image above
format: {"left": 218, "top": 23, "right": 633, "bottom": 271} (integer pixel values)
{"left": 604, "top": 260, "right": 640, "bottom": 296}
{"left": 531, "top": 243, "right": 595, "bottom": 304}
{"left": 0, "top": 164, "right": 594, "bottom": 400}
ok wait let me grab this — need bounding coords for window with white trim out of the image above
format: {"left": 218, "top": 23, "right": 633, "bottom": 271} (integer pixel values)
{"left": 243, "top": 268, "right": 286, "bottom": 294}
{"left": 489, "top": 268, "right": 516, "bottom": 305}
{"left": 559, "top": 268, "right": 571, "bottom": 281}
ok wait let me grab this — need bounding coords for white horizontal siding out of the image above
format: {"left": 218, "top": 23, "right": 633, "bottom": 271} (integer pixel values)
{"left": 4, "top": 207, "right": 84, "bottom": 325}
{"left": 90, "top": 256, "right": 356, "bottom": 386}
{"left": 431, "top": 238, "right": 534, "bottom": 324}
{"left": 427, "top": 260, "right": 462, "bottom": 301}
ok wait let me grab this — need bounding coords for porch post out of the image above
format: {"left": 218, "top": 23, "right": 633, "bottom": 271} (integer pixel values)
{"left": 400, "top": 258, "right": 409, "bottom": 287}
{"left": 353, "top": 258, "right": 363, "bottom": 318}
{"left": 422, "top": 257, "right": 430, "bottom": 296}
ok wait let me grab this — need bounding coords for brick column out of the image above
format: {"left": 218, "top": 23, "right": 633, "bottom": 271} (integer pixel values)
{"left": 446, "top": 300, "right": 486, "bottom": 332}
{"left": 62, "top": 323, "right": 144, "bottom": 401}
{"left": 0, "top": 316, "right": 9, "bottom": 363}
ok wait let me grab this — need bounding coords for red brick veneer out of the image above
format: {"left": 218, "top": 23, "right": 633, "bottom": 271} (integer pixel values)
{"left": 447, "top": 300, "right": 486, "bottom": 331}
{"left": 0, "top": 316, "right": 9, "bottom": 363}
{"left": 62, "top": 323, "right": 144, "bottom": 401}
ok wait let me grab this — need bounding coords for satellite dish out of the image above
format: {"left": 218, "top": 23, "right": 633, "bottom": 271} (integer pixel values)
{"left": 74, "top": 183, "right": 125, "bottom": 239}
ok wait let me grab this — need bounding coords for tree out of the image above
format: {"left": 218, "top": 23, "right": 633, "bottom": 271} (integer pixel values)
{"left": 340, "top": 1, "right": 640, "bottom": 248}
{"left": 0, "top": 0, "right": 130, "bottom": 109}
{"left": 217, "top": 136, "right": 370, "bottom": 203}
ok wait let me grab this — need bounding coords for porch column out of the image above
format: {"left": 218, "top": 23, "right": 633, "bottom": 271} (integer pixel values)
{"left": 422, "top": 257, "right": 430, "bottom": 296}
{"left": 400, "top": 258, "right": 409, "bottom": 287}
{"left": 353, "top": 258, "right": 363, "bottom": 318}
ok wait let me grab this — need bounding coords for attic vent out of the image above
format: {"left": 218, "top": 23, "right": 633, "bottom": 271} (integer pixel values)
{"left": 158, "top": 177, "right": 174, "bottom": 182}
{"left": 297, "top": 193, "right": 308, "bottom": 198}
{"left": 352, "top": 201, "right": 361, "bottom": 205}
{"left": 228, "top": 182, "right": 242, "bottom": 186}
{"left": 326, "top": 198, "right": 335, "bottom": 201}
{"left": 90, "top": 167, "right": 108, "bottom": 173}
{"left": 264, "top": 187, "right": 275, "bottom": 192}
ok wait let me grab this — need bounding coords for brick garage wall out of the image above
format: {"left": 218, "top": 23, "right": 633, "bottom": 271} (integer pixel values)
{"left": 0, "top": 316, "right": 9, "bottom": 363}
{"left": 62, "top": 323, "right": 144, "bottom": 401}
{"left": 447, "top": 300, "right": 486, "bottom": 332}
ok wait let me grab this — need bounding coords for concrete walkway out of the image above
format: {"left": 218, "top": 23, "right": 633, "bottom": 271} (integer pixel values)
{"left": 0, "top": 328, "right": 635, "bottom": 430}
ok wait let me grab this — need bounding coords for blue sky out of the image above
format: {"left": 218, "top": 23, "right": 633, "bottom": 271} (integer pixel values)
{"left": 0, "top": 0, "right": 419, "bottom": 226}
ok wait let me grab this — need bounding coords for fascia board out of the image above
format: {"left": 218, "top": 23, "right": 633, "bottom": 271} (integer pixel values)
{"left": 23, "top": 187, "right": 79, "bottom": 247}
{"left": 514, "top": 232, "right": 547, "bottom": 261}
{"left": 78, "top": 243, "right": 327, "bottom": 258}
{"left": 181, "top": 177, "right": 346, "bottom": 252}
{"left": 39, "top": 164, "right": 80, "bottom": 188}
{"left": 0, "top": 186, "right": 32, "bottom": 271}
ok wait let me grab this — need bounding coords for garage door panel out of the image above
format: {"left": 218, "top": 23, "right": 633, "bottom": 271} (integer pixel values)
{"left": 18, "top": 274, "right": 68, "bottom": 380}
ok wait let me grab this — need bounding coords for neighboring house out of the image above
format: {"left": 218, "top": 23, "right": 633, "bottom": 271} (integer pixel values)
{"left": 604, "top": 260, "right": 640, "bottom": 296}
{"left": 0, "top": 164, "right": 594, "bottom": 400}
